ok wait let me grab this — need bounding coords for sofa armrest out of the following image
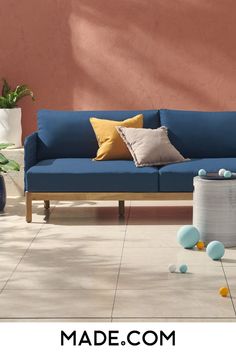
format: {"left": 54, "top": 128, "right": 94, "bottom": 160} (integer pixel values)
{"left": 24, "top": 132, "right": 38, "bottom": 172}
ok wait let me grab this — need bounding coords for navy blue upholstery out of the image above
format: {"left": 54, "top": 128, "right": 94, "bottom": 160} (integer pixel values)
{"left": 160, "top": 109, "right": 236, "bottom": 158}
{"left": 37, "top": 110, "right": 160, "bottom": 160}
{"left": 26, "top": 158, "right": 159, "bottom": 192}
{"left": 24, "top": 132, "right": 38, "bottom": 171}
{"left": 159, "top": 158, "right": 236, "bottom": 192}
{"left": 24, "top": 110, "right": 236, "bottom": 195}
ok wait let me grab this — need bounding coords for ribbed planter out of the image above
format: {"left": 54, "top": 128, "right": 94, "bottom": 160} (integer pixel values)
{"left": 0, "top": 108, "right": 22, "bottom": 147}
{"left": 0, "top": 174, "right": 6, "bottom": 211}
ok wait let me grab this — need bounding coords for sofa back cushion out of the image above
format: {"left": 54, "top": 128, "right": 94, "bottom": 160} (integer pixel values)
{"left": 37, "top": 110, "right": 160, "bottom": 160}
{"left": 160, "top": 109, "right": 236, "bottom": 158}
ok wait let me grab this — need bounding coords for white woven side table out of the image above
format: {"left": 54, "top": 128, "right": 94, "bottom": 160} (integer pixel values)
{"left": 193, "top": 176, "right": 236, "bottom": 247}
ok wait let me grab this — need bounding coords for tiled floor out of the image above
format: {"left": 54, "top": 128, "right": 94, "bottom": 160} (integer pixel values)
{"left": 0, "top": 197, "right": 236, "bottom": 322}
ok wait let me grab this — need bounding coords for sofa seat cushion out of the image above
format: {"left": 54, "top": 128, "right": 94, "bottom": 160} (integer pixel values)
{"left": 26, "top": 158, "right": 159, "bottom": 192}
{"left": 159, "top": 158, "right": 236, "bottom": 192}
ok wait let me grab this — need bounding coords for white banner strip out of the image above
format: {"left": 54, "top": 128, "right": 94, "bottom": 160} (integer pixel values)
{"left": 0, "top": 322, "right": 235, "bottom": 354}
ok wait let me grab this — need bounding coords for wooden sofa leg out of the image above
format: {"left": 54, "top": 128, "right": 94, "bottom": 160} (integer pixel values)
{"left": 26, "top": 192, "right": 32, "bottom": 223}
{"left": 44, "top": 200, "right": 50, "bottom": 209}
{"left": 119, "top": 200, "right": 125, "bottom": 217}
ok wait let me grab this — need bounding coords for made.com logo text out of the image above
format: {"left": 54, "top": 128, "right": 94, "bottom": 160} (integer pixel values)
{"left": 61, "top": 329, "right": 175, "bottom": 347}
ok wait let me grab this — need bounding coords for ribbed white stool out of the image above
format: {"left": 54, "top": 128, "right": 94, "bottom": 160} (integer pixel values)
{"left": 193, "top": 176, "right": 236, "bottom": 247}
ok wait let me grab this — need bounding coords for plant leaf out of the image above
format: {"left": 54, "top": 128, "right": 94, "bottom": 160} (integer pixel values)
{"left": 0, "top": 159, "right": 20, "bottom": 172}
{"left": 0, "top": 143, "right": 14, "bottom": 150}
{"left": 2, "top": 78, "right": 11, "bottom": 97}
{"left": 1, "top": 80, "right": 35, "bottom": 107}
{"left": 0, "top": 96, "right": 9, "bottom": 108}
{"left": 14, "top": 86, "right": 35, "bottom": 102}
{"left": 0, "top": 153, "right": 8, "bottom": 164}
{"left": 5, "top": 92, "right": 16, "bottom": 108}
{"left": 15, "top": 85, "right": 28, "bottom": 94}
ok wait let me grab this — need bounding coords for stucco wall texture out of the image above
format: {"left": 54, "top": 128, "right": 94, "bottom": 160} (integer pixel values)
{"left": 1, "top": 0, "right": 236, "bottom": 139}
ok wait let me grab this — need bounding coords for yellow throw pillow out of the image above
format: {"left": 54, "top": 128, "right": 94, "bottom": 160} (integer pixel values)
{"left": 90, "top": 114, "right": 143, "bottom": 160}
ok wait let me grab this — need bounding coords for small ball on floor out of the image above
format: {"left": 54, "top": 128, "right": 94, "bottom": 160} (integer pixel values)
{"left": 179, "top": 264, "right": 188, "bottom": 273}
{"left": 219, "top": 287, "right": 229, "bottom": 297}
{"left": 196, "top": 241, "right": 205, "bottom": 250}
{"left": 168, "top": 264, "right": 177, "bottom": 273}
{"left": 177, "top": 225, "right": 200, "bottom": 249}
{"left": 206, "top": 241, "right": 225, "bottom": 260}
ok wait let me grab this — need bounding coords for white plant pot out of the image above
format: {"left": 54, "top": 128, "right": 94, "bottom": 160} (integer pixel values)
{"left": 0, "top": 108, "right": 22, "bottom": 147}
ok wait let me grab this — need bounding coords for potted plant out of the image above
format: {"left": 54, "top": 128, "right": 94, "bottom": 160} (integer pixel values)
{"left": 0, "top": 143, "right": 20, "bottom": 211}
{"left": 0, "top": 78, "right": 34, "bottom": 147}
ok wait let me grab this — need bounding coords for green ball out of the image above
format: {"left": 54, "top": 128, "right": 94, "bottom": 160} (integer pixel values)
{"left": 224, "top": 170, "right": 232, "bottom": 179}
{"left": 177, "top": 225, "right": 200, "bottom": 249}
{"left": 206, "top": 241, "right": 225, "bottom": 260}
{"left": 179, "top": 264, "right": 188, "bottom": 273}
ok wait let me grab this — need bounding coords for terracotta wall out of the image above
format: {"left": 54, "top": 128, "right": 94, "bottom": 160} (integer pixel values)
{"left": 1, "top": 0, "right": 236, "bottom": 139}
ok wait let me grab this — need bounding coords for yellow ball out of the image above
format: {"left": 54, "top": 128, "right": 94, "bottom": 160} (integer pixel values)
{"left": 219, "top": 287, "right": 229, "bottom": 297}
{"left": 196, "top": 241, "right": 205, "bottom": 250}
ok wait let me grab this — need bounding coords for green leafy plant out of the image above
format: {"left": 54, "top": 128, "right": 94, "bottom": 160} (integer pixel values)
{"left": 0, "top": 78, "right": 35, "bottom": 108}
{"left": 0, "top": 143, "right": 20, "bottom": 172}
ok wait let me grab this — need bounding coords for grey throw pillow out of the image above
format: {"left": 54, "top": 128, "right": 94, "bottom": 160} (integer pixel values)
{"left": 116, "top": 126, "right": 188, "bottom": 167}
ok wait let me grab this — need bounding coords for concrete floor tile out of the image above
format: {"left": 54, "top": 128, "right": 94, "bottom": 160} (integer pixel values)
{"left": 0, "top": 232, "right": 38, "bottom": 247}
{"left": 34, "top": 224, "right": 126, "bottom": 248}
{"left": 124, "top": 225, "right": 182, "bottom": 248}
{"left": 0, "top": 282, "right": 6, "bottom": 291}
{"left": 128, "top": 206, "right": 192, "bottom": 225}
{"left": 1, "top": 197, "right": 57, "bottom": 227}
{"left": 113, "top": 289, "right": 235, "bottom": 318}
{"left": 0, "top": 290, "right": 115, "bottom": 318}
{"left": 49, "top": 201, "right": 130, "bottom": 226}
{"left": 1, "top": 198, "right": 234, "bottom": 321}
{"left": 10, "top": 246, "right": 122, "bottom": 272}
{"left": 221, "top": 248, "right": 236, "bottom": 267}
{"left": 130, "top": 201, "right": 193, "bottom": 207}
{"left": 112, "top": 318, "right": 236, "bottom": 322}
{"left": 0, "top": 254, "right": 22, "bottom": 282}
{"left": 6, "top": 267, "right": 119, "bottom": 290}
{"left": 117, "top": 265, "right": 226, "bottom": 290}
{"left": 6, "top": 245, "right": 121, "bottom": 290}
{"left": 0, "top": 318, "right": 112, "bottom": 322}
{"left": 222, "top": 267, "right": 236, "bottom": 297}
{"left": 121, "top": 247, "right": 222, "bottom": 267}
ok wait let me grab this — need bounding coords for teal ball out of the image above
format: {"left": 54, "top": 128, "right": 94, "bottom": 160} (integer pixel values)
{"left": 198, "top": 169, "right": 207, "bottom": 176}
{"left": 224, "top": 170, "right": 232, "bottom": 179}
{"left": 206, "top": 241, "right": 225, "bottom": 260}
{"left": 179, "top": 264, "right": 188, "bottom": 273}
{"left": 177, "top": 225, "right": 200, "bottom": 249}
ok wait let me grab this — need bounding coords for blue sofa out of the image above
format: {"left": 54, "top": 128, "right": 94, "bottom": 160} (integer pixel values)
{"left": 24, "top": 109, "right": 236, "bottom": 222}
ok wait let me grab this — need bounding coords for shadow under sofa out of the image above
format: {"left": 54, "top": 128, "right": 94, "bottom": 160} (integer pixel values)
{"left": 24, "top": 109, "right": 236, "bottom": 222}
